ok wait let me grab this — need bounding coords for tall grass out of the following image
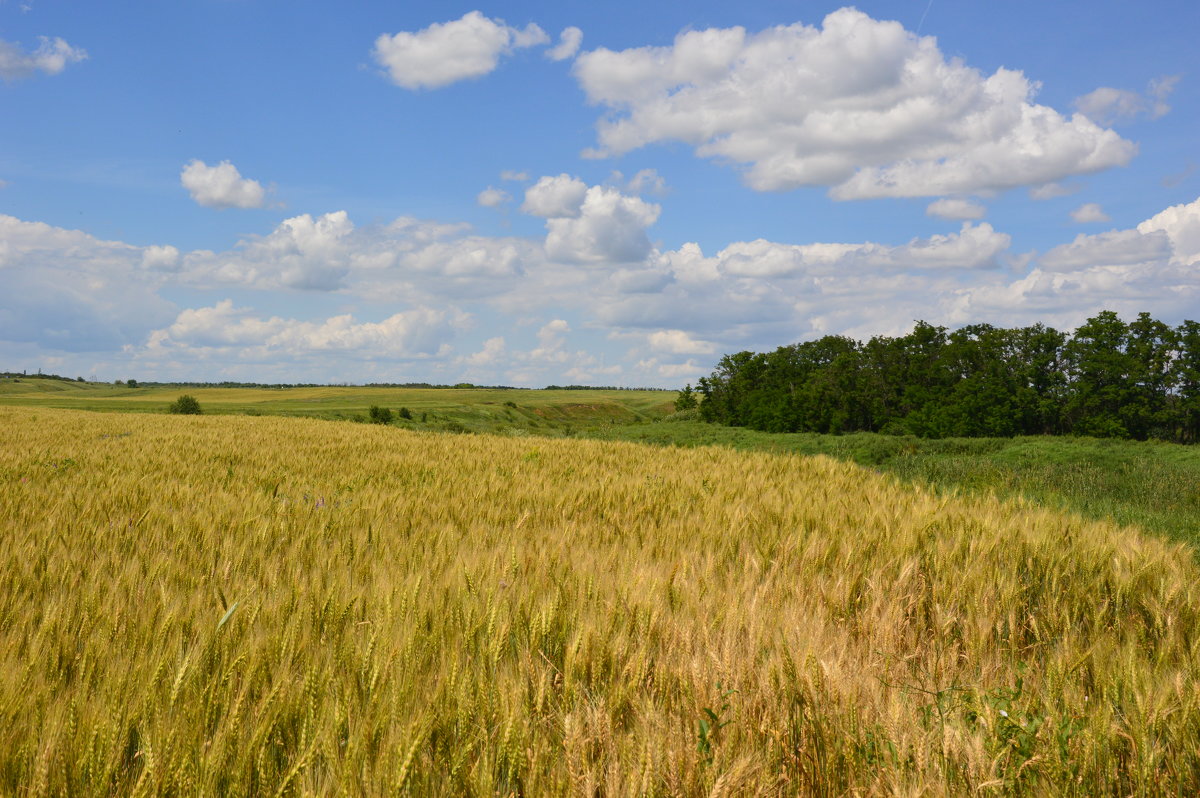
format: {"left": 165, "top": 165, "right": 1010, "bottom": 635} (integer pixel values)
{"left": 2, "top": 407, "right": 1199, "bottom": 794}
{"left": 597, "top": 420, "right": 1200, "bottom": 549}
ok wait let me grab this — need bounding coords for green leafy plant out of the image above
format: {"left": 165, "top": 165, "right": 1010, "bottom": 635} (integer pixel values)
{"left": 968, "top": 666, "right": 1056, "bottom": 783}
{"left": 368, "top": 406, "right": 394, "bottom": 424}
{"left": 167, "top": 395, "right": 202, "bottom": 415}
{"left": 697, "top": 682, "right": 737, "bottom": 764}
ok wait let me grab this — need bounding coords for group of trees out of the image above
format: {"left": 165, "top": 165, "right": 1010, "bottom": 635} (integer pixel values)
{"left": 0, "top": 370, "right": 81, "bottom": 382}
{"left": 694, "top": 311, "right": 1200, "bottom": 443}
{"left": 367, "top": 406, "right": 414, "bottom": 424}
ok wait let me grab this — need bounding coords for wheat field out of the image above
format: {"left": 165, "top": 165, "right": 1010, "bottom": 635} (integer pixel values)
{"left": 2, "top": 407, "right": 1199, "bottom": 795}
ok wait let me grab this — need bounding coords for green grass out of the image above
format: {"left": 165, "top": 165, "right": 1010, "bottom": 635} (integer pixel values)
{"left": 0, "top": 378, "right": 675, "bottom": 432}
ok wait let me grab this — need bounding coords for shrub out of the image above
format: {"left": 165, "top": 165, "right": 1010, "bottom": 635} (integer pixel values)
{"left": 368, "top": 406, "right": 394, "bottom": 424}
{"left": 674, "top": 384, "right": 699, "bottom": 412}
{"left": 398, "top": 407, "right": 413, "bottom": 420}
{"left": 168, "top": 395, "right": 202, "bottom": 415}
{"left": 504, "top": 400, "right": 518, "bottom": 409}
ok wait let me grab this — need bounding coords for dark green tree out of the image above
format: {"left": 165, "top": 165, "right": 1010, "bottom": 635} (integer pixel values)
{"left": 674, "top": 384, "right": 699, "bottom": 411}
{"left": 1064, "top": 311, "right": 1133, "bottom": 437}
{"left": 1122, "top": 312, "right": 1177, "bottom": 440}
{"left": 693, "top": 311, "right": 1195, "bottom": 443}
{"left": 931, "top": 324, "right": 1021, "bottom": 437}
{"left": 1172, "top": 320, "right": 1200, "bottom": 443}
{"left": 791, "top": 336, "right": 864, "bottom": 433}
{"left": 368, "top": 405, "right": 394, "bottom": 424}
{"left": 168, "top": 395, "right": 202, "bottom": 415}
{"left": 1004, "top": 324, "right": 1067, "bottom": 435}
{"left": 697, "top": 351, "right": 767, "bottom": 426}
{"left": 858, "top": 322, "right": 951, "bottom": 434}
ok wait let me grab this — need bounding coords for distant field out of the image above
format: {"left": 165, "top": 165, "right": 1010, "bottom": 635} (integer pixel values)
{"left": 0, "top": 377, "right": 675, "bottom": 431}
{"left": 3, "top": 406, "right": 1199, "bottom": 794}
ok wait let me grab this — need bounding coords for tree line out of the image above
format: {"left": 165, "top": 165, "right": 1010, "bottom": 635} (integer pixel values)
{"left": 693, "top": 311, "right": 1200, "bottom": 443}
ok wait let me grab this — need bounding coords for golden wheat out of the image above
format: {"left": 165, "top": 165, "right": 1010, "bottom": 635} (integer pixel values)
{"left": 1, "top": 406, "right": 1198, "bottom": 795}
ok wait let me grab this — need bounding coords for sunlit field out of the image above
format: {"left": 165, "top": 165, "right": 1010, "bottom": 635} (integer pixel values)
{"left": 0, "top": 378, "right": 674, "bottom": 430}
{"left": 594, "top": 419, "right": 1200, "bottom": 549}
{"left": 3, "top": 407, "right": 1199, "bottom": 795}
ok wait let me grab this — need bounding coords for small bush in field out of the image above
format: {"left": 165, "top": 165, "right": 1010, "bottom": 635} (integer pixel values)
{"left": 368, "top": 406, "right": 393, "bottom": 424}
{"left": 398, "top": 407, "right": 413, "bottom": 420}
{"left": 168, "top": 395, "right": 202, "bottom": 415}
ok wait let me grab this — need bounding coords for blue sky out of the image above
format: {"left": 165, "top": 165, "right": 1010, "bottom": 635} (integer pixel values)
{"left": 2, "top": 0, "right": 1198, "bottom": 385}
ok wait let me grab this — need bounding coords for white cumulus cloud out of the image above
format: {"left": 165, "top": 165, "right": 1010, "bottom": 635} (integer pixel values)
{"left": 180, "top": 160, "right": 267, "bottom": 209}
{"left": 717, "top": 222, "right": 1011, "bottom": 277}
{"left": 141, "top": 245, "right": 181, "bottom": 272}
{"left": 1070, "top": 203, "right": 1110, "bottom": 224}
{"left": 927, "top": 198, "right": 986, "bottom": 220}
{"left": 0, "top": 36, "right": 86, "bottom": 81}
{"left": 543, "top": 185, "right": 661, "bottom": 265}
{"left": 1074, "top": 75, "right": 1180, "bottom": 125}
{"left": 180, "top": 211, "right": 355, "bottom": 290}
{"left": 625, "top": 168, "right": 668, "bottom": 196}
{"left": 647, "top": 329, "right": 716, "bottom": 354}
{"left": 178, "top": 211, "right": 539, "bottom": 297}
{"left": 1029, "top": 182, "right": 1079, "bottom": 200}
{"left": 574, "top": 7, "right": 1134, "bottom": 198}
{"left": 476, "top": 187, "right": 510, "bottom": 207}
{"left": 9, "top": 188, "right": 1200, "bottom": 387}
{"left": 546, "top": 26, "right": 583, "bottom": 61}
{"left": 1073, "top": 88, "right": 1145, "bottom": 125}
{"left": 1040, "top": 229, "right": 1171, "bottom": 272}
{"left": 1148, "top": 75, "right": 1181, "bottom": 118}
{"left": 0, "top": 215, "right": 174, "bottom": 352}
{"left": 954, "top": 198, "right": 1200, "bottom": 326}
{"left": 373, "top": 11, "right": 548, "bottom": 90}
{"left": 530, "top": 319, "right": 570, "bottom": 362}
{"left": 461, "top": 336, "right": 506, "bottom": 366}
{"left": 520, "top": 174, "right": 589, "bottom": 217}
{"left": 149, "top": 300, "right": 464, "bottom": 359}
{"left": 1138, "top": 195, "right": 1200, "bottom": 266}
{"left": 656, "top": 359, "right": 705, "bottom": 379}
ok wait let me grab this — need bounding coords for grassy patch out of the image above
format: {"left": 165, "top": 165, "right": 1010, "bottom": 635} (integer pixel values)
{"left": 0, "top": 379, "right": 675, "bottom": 430}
